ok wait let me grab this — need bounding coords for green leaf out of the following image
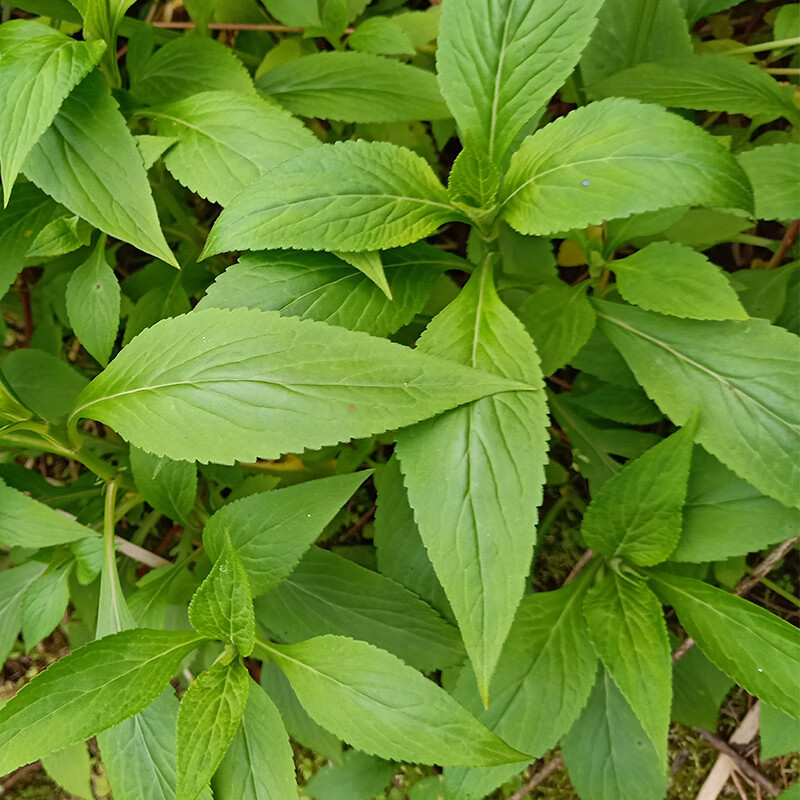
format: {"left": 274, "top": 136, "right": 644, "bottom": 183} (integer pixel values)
{"left": 677, "top": 0, "right": 739, "bottom": 26}
{"left": 197, "top": 245, "right": 459, "bottom": 337}
{"left": 737, "top": 144, "right": 800, "bottom": 221}
{"left": 732, "top": 262, "right": 799, "bottom": 323}
{"left": 501, "top": 98, "right": 753, "bottom": 237}
{"left": 202, "top": 140, "right": 456, "bottom": 256}
{"left": 373, "top": 456, "right": 450, "bottom": 620}
{"left": 305, "top": 749, "right": 395, "bottom": 800}
{"left": 23, "top": 72, "right": 176, "bottom": 266}
{"left": 204, "top": 472, "right": 371, "bottom": 596}
{"left": 517, "top": 283, "right": 596, "bottom": 375}
{"left": 26, "top": 213, "right": 92, "bottom": 258}
{"left": 650, "top": 571, "right": 800, "bottom": 717}
{"left": 65, "top": 236, "right": 121, "bottom": 366}
{"left": 671, "top": 639, "right": 733, "bottom": 730}
{"left": 436, "top": 0, "right": 604, "bottom": 165}
{"left": 395, "top": 262, "right": 548, "bottom": 700}
{"left": 0, "top": 34, "right": 106, "bottom": 206}
{"left": 612, "top": 242, "right": 748, "bottom": 320}
{"left": 581, "top": 417, "right": 697, "bottom": 565}
{"left": 130, "top": 36, "right": 254, "bottom": 106}
{"left": 594, "top": 299, "right": 800, "bottom": 508}
{"left": 1, "top": 348, "right": 88, "bottom": 421}
{"left": 0, "top": 19, "right": 61, "bottom": 50}
{"left": 761, "top": 702, "right": 800, "bottom": 760}
{"left": 188, "top": 533, "right": 255, "bottom": 656}
{"left": 0, "top": 183, "right": 63, "bottom": 297}
{"left": 135, "top": 134, "right": 176, "bottom": 170}
{"left": 569, "top": 373, "right": 662, "bottom": 425}
{"left": 70, "top": 308, "right": 526, "bottom": 464}
{"left": 123, "top": 279, "right": 190, "bottom": 346}
{"left": 561, "top": 669, "right": 668, "bottom": 800}
{"left": 671, "top": 448, "right": 799, "bottom": 563}
{"left": 255, "top": 547, "right": 464, "bottom": 671}
{"left": 21, "top": 563, "right": 71, "bottom": 648}
{"left": 579, "top": 0, "right": 692, "bottom": 85}
{"left": 584, "top": 571, "right": 671, "bottom": 766}
{"left": 129, "top": 445, "right": 197, "bottom": 524}
{"left": 590, "top": 55, "right": 797, "bottom": 121}
{"left": 255, "top": 635, "right": 528, "bottom": 766}
{"left": 176, "top": 658, "right": 250, "bottom": 800}
{"left": 0, "top": 479, "right": 96, "bottom": 548}
{"left": 0, "top": 629, "right": 203, "bottom": 775}
{"left": 333, "top": 250, "right": 392, "bottom": 299}
{"left": 0, "top": 562, "right": 46, "bottom": 663}
{"left": 260, "top": 661, "right": 343, "bottom": 763}
{"left": 445, "top": 571, "right": 600, "bottom": 800}
{"left": 99, "top": 690, "right": 209, "bottom": 800}
{"left": 261, "top": 0, "right": 319, "bottom": 26}
{"left": 447, "top": 142, "right": 500, "bottom": 210}
{"left": 148, "top": 90, "right": 319, "bottom": 205}
{"left": 41, "top": 742, "right": 93, "bottom": 800}
{"left": 212, "top": 680, "right": 297, "bottom": 800}
{"left": 255, "top": 52, "right": 449, "bottom": 123}
{"left": 347, "top": 16, "right": 416, "bottom": 55}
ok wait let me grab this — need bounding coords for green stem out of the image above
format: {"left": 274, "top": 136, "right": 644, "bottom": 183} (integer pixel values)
{"left": 724, "top": 36, "right": 800, "bottom": 55}
{"left": 131, "top": 509, "right": 162, "bottom": 546}
{"left": 758, "top": 575, "right": 800, "bottom": 607}
{"left": 114, "top": 493, "right": 145, "bottom": 522}
{"left": 764, "top": 67, "right": 800, "bottom": 76}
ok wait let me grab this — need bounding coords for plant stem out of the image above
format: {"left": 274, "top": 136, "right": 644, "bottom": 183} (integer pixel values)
{"left": 724, "top": 36, "right": 800, "bottom": 55}
{"left": 764, "top": 67, "right": 800, "bottom": 75}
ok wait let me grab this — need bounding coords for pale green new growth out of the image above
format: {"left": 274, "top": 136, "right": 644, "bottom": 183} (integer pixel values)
{"left": 189, "top": 533, "right": 255, "bottom": 656}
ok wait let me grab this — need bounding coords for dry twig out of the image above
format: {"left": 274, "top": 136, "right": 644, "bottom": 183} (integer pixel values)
{"left": 507, "top": 757, "right": 564, "bottom": 800}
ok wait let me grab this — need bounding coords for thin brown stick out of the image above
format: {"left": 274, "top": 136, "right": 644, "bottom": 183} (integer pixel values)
{"left": 507, "top": 757, "right": 564, "bottom": 800}
{"left": 672, "top": 535, "right": 800, "bottom": 663}
{"left": 736, "top": 535, "right": 800, "bottom": 596}
{"left": 766, "top": 219, "right": 800, "bottom": 270}
{"left": 342, "top": 506, "right": 376, "bottom": 540}
{"left": 697, "top": 729, "right": 780, "bottom": 797}
{"left": 563, "top": 549, "right": 594, "bottom": 585}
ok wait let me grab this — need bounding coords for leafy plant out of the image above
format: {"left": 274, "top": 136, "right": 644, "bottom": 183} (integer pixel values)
{"left": 0, "top": 0, "right": 798, "bottom": 799}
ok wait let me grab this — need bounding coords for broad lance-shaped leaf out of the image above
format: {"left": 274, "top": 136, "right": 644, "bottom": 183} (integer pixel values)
{"left": 582, "top": 415, "right": 697, "bottom": 566}
{"left": 129, "top": 445, "right": 197, "bottom": 525}
{"left": 594, "top": 300, "right": 800, "bottom": 509}
{"left": 22, "top": 72, "right": 176, "bottom": 266}
{"left": 201, "top": 140, "right": 458, "bottom": 257}
{"left": 671, "top": 447, "right": 799, "bottom": 564}
{"left": 737, "top": 143, "right": 800, "bottom": 222}
{"left": 650, "top": 571, "right": 800, "bottom": 718}
{"left": 0, "top": 479, "right": 96, "bottom": 548}
{"left": 255, "top": 51, "right": 450, "bottom": 123}
{"left": 583, "top": 571, "right": 671, "bottom": 768}
{"left": 437, "top": 0, "right": 604, "bottom": 166}
{"left": 65, "top": 236, "right": 121, "bottom": 367}
{"left": 197, "top": 244, "right": 463, "bottom": 338}
{"left": 254, "top": 635, "right": 527, "bottom": 766}
{"left": 255, "top": 546, "right": 464, "bottom": 672}
{"left": 589, "top": 54, "right": 797, "bottom": 122}
{"left": 130, "top": 36, "right": 255, "bottom": 107}
{"left": 0, "top": 34, "right": 106, "bottom": 206}
{"left": 0, "top": 562, "right": 47, "bottom": 666}
{"left": 517, "top": 282, "right": 596, "bottom": 376}
{"left": 147, "top": 90, "right": 320, "bottom": 206}
{"left": 69, "top": 308, "right": 528, "bottom": 464}
{"left": 212, "top": 679, "right": 297, "bottom": 800}
{"left": 176, "top": 657, "right": 249, "bottom": 800}
{"left": 0, "top": 629, "right": 204, "bottom": 775}
{"left": 334, "top": 250, "right": 392, "bottom": 299}
{"left": 189, "top": 533, "right": 255, "bottom": 655}
{"left": 395, "top": 261, "right": 548, "bottom": 701}
{"left": 561, "top": 669, "right": 668, "bottom": 800}
{"left": 612, "top": 242, "right": 747, "bottom": 321}
{"left": 373, "top": 456, "right": 452, "bottom": 620}
{"left": 501, "top": 98, "right": 753, "bottom": 237}
{"left": 204, "top": 472, "right": 371, "bottom": 596}
{"left": 0, "top": 183, "right": 63, "bottom": 298}
{"left": 445, "top": 569, "right": 599, "bottom": 800}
